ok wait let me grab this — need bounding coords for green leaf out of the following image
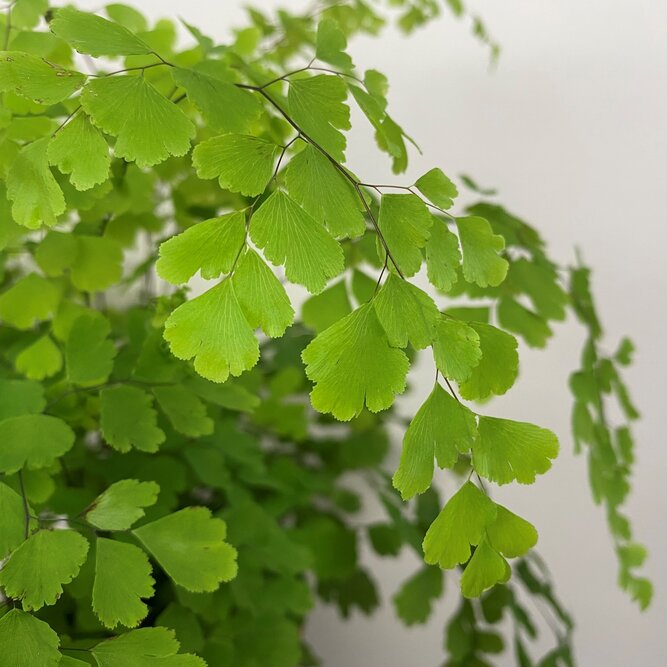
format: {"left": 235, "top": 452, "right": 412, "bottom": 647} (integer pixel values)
{"left": 153, "top": 385, "right": 213, "bottom": 437}
{"left": 285, "top": 143, "right": 365, "bottom": 239}
{"left": 70, "top": 236, "right": 123, "bottom": 292}
{"left": 163, "top": 279, "right": 260, "bottom": 383}
{"left": 93, "top": 537, "right": 155, "bottom": 629}
{"left": 432, "top": 317, "right": 482, "bottom": 383}
{"left": 0, "top": 273, "right": 60, "bottom": 329}
{"left": 415, "top": 167, "right": 458, "bottom": 210}
{"left": 86, "top": 479, "right": 160, "bottom": 531}
{"left": 457, "top": 216, "right": 508, "bottom": 287}
{"left": 232, "top": 248, "right": 295, "bottom": 337}
{"left": 82, "top": 75, "right": 195, "bottom": 168}
{"left": 510, "top": 258, "right": 567, "bottom": 321}
{"left": 34, "top": 231, "right": 79, "bottom": 277}
{"left": 133, "top": 507, "right": 238, "bottom": 592}
{"left": 378, "top": 194, "right": 432, "bottom": 277}
{"left": 302, "top": 303, "right": 409, "bottom": 420}
{"left": 156, "top": 212, "right": 246, "bottom": 284}
{"left": 460, "top": 538, "right": 510, "bottom": 598}
{"left": 171, "top": 66, "right": 262, "bottom": 133}
{"left": 48, "top": 113, "right": 110, "bottom": 190}
{"left": 6, "top": 137, "right": 65, "bottom": 228}
{"left": 49, "top": 6, "right": 152, "bottom": 57}
{"left": 0, "top": 529, "right": 88, "bottom": 610}
{"left": 301, "top": 279, "right": 351, "bottom": 333}
{"left": 458, "top": 322, "right": 518, "bottom": 400}
{"left": 250, "top": 190, "right": 344, "bottom": 293}
{"left": 393, "top": 566, "right": 443, "bottom": 625}
{"left": 473, "top": 417, "right": 559, "bottom": 485}
{"left": 423, "top": 481, "right": 496, "bottom": 569}
{"left": 0, "top": 482, "right": 36, "bottom": 558}
{"left": 105, "top": 3, "right": 148, "bottom": 32}
{"left": 15, "top": 334, "right": 63, "bottom": 380}
{"left": 288, "top": 74, "right": 350, "bottom": 162}
{"left": 0, "top": 414, "right": 74, "bottom": 474}
{"left": 0, "top": 609, "right": 61, "bottom": 667}
{"left": 192, "top": 133, "right": 280, "bottom": 196}
{"left": 65, "top": 313, "right": 117, "bottom": 385}
{"left": 393, "top": 384, "right": 477, "bottom": 499}
{"left": 374, "top": 274, "right": 439, "bottom": 349}
{"left": 316, "top": 18, "right": 353, "bottom": 69}
{"left": 498, "top": 298, "right": 552, "bottom": 348}
{"left": 0, "top": 51, "right": 85, "bottom": 104}
{"left": 92, "top": 627, "right": 206, "bottom": 667}
{"left": 425, "top": 217, "right": 461, "bottom": 292}
{"left": 100, "top": 386, "right": 166, "bottom": 453}
{"left": 0, "top": 379, "right": 45, "bottom": 421}
{"left": 486, "top": 505, "right": 538, "bottom": 557}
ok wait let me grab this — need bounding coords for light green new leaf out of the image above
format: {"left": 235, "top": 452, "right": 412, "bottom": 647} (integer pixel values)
{"left": 378, "top": 194, "right": 432, "bottom": 277}
{"left": 432, "top": 317, "right": 482, "bottom": 383}
{"left": 393, "top": 385, "right": 477, "bottom": 499}
{"left": 285, "top": 143, "right": 365, "bottom": 239}
{"left": 0, "top": 51, "right": 85, "bottom": 104}
{"left": 100, "top": 386, "right": 165, "bottom": 453}
{"left": 70, "top": 236, "right": 123, "bottom": 292}
{"left": 6, "top": 137, "right": 65, "bottom": 228}
{"left": 48, "top": 113, "right": 110, "bottom": 190}
{"left": 0, "top": 609, "right": 61, "bottom": 667}
{"left": 423, "top": 481, "right": 496, "bottom": 569}
{"left": 460, "top": 538, "right": 510, "bottom": 598}
{"left": 250, "top": 190, "right": 344, "bottom": 293}
{"left": 192, "top": 133, "right": 280, "bottom": 196}
{"left": 301, "top": 279, "right": 351, "bottom": 333}
{"left": 415, "top": 167, "right": 458, "bottom": 210}
{"left": 457, "top": 216, "right": 508, "bottom": 287}
{"left": 93, "top": 538, "right": 155, "bottom": 629}
{"left": 0, "top": 529, "right": 88, "bottom": 610}
{"left": 393, "top": 566, "right": 443, "bottom": 626}
{"left": 0, "top": 273, "right": 60, "bottom": 329}
{"left": 426, "top": 218, "right": 460, "bottom": 292}
{"left": 15, "top": 335, "right": 63, "bottom": 380}
{"left": 82, "top": 76, "right": 195, "bottom": 168}
{"left": 0, "top": 379, "right": 45, "bottom": 421}
{"left": 302, "top": 303, "right": 409, "bottom": 421}
{"left": 0, "top": 483, "right": 37, "bottom": 558}
{"left": 233, "top": 248, "right": 295, "bottom": 337}
{"left": 86, "top": 479, "right": 160, "bottom": 531}
{"left": 288, "top": 74, "right": 350, "bottom": 162}
{"left": 374, "top": 274, "right": 439, "bottom": 349}
{"left": 92, "top": 627, "right": 206, "bottom": 667}
{"left": 133, "top": 507, "right": 238, "bottom": 592}
{"left": 486, "top": 505, "right": 538, "bottom": 558}
{"left": 316, "top": 18, "right": 353, "bottom": 69}
{"left": 65, "top": 313, "right": 117, "bottom": 385}
{"left": 0, "top": 415, "right": 74, "bottom": 474}
{"left": 473, "top": 417, "right": 559, "bottom": 485}
{"left": 164, "top": 279, "right": 259, "bottom": 383}
{"left": 458, "top": 322, "right": 518, "bottom": 400}
{"left": 50, "top": 6, "right": 152, "bottom": 57}
{"left": 156, "top": 212, "right": 246, "bottom": 284}
{"left": 153, "top": 385, "right": 213, "bottom": 437}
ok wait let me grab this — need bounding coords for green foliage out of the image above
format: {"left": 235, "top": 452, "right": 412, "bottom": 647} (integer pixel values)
{"left": 0, "top": 0, "right": 648, "bottom": 664}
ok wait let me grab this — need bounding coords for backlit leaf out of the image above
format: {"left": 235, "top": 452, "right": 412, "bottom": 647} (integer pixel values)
{"left": 457, "top": 216, "right": 508, "bottom": 287}
{"left": 86, "top": 479, "right": 160, "bottom": 531}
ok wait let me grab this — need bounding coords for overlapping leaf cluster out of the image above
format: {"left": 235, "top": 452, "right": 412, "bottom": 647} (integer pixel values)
{"left": 0, "top": 1, "right": 649, "bottom": 665}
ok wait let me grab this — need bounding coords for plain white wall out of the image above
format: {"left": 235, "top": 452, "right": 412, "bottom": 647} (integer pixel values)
{"left": 76, "top": 1, "right": 667, "bottom": 664}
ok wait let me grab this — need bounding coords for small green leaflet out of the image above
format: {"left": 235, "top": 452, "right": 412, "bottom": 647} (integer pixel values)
{"left": 105, "top": 3, "right": 148, "bottom": 32}
{"left": 460, "top": 538, "right": 510, "bottom": 598}
{"left": 473, "top": 417, "right": 559, "bottom": 485}
{"left": 233, "top": 249, "right": 295, "bottom": 337}
{"left": 285, "top": 143, "right": 365, "bottom": 239}
{"left": 456, "top": 216, "right": 509, "bottom": 287}
{"left": 250, "top": 190, "right": 344, "bottom": 293}
{"left": 0, "top": 51, "right": 85, "bottom": 104}
{"left": 316, "top": 18, "right": 353, "bottom": 69}
{"left": 0, "top": 529, "right": 88, "bottom": 610}
{"left": 498, "top": 297, "right": 552, "bottom": 348}
{"left": 432, "top": 317, "right": 482, "bottom": 383}
{"left": 486, "top": 505, "right": 538, "bottom": 557}
{"left": 378, "top": 194, "right": 432, "bottom": 277}
{"left": 65, "top": 313, "right": 117, "bottom": 385}
{"left": 6, "top": 137, "right": 66, "bottom": 228}
{"left": 0, "top": 273, "right": 60, "bottom": 329}
{"left": 35, "top": 231, "right": 78, "bottom": 277}
{"left": 415, "top": 168, "right": 458, "bottom": 210}
{"left": 0, "top": 378, "right": 45, "bottom": 421}
{"left": 192, "top": 133, "right": 280, "bottom": 196}
{"left": 133, "top": 507, "right": 238, "bottom": 592}
{"left": 70, "top": 236, "right": 123, "bottom": 292}
{"left": 100, "top": 386, "right": 166, "bottom": 453}
{"left": 93, "top": 538, "right": 155, "bottom": 629}
{"left": 164, "top": 279, "right": 259, "bottom": 383}
{"left": 0, "top": 609, "right": 61, "bottom": 667}
{"left": 302, "top": 303, "right": 409, "bottom": 420}
{"left": 393, "top": 384, "right": 477, "bottom": 499}
{"left": 393, "top": 566, "right": 444, "bottom": 625}
{"left": 49, "top": 6, "right": 153, "bottom": 57}
{"left": 301, "top": 279, "right": 351, "bottom": 333}
{"left": 86, "top": 479, "right": 160, "bottom": 531}
{"left": 15, "top": 334, "right": 63, "bottom": 380}
{"left": 288, "top": 74, "right": 350, "bottom": 162}
{"left": 0, "top": 414, "right": 74, "bottom": 474}
{"left": 82, "top": 76, "right": 195, "bottom": 168}
{"left": 425, "top": 218, "right": 461, "bottom": 292}
{"left": 156, "top": 212, "right": 246, "bottom": 284}
{"left": 0, "top": 483, "right": 37, "bottom": 558}
{"left": 48, "top": 113, "right": 110, "bottom": 190}
{"left": 510, "top": 258, "right": 568, "bottom": 321}
{"left": 153, "top": 385, "right": 213, "bottom": 437}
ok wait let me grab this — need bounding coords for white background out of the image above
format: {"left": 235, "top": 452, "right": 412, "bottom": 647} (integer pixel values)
{"left": 80, "top": 1, "right": 667, "bottom": 664}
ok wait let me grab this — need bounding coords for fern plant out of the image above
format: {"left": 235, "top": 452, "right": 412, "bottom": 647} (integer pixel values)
{"left": 0, "top": 1, "right": 650, "bottom": 666}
